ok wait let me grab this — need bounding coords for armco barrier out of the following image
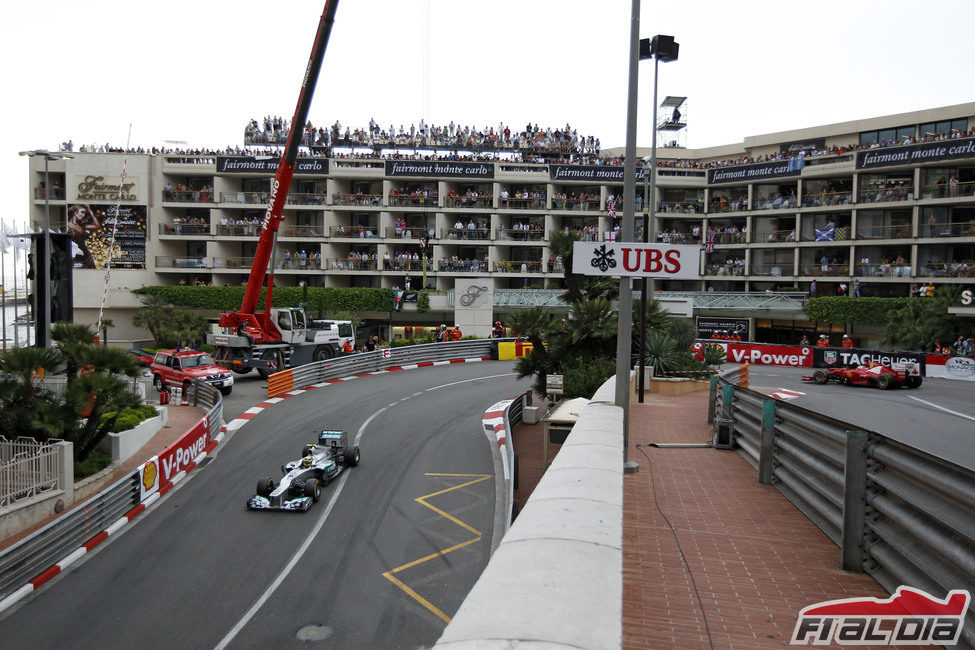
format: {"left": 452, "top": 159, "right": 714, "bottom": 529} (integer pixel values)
{"left": 481, "top": 391, "right": 529, "bottom": 533}
{"left": 711, "top": 372, "right": 975, "bottom": 648}
{"left": 266, "top": 339, "right": 504, "bottom": 397}
{"left": 0, "top": 382, "right": 223, "bottom": 614}
{"left": 438, "top": 377, "right": 623, "bottom": 650}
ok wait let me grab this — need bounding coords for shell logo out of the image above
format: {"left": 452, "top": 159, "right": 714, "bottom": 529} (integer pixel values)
{"left": 142, "top": 460, "right": 158, "bottom": 492}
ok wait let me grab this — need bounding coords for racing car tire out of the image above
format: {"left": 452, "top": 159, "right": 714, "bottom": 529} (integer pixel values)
{"left": 344, "top": 445, "right": 360, "bottom": 467}
{"left": 876, "top": 373, "right": 894, "bottom": 390}
{"left": 812, "top": 369, "right": 829, "bottom": 385}
{"left": 304, "top": 478, "right": 321, "bottom": 502}
{"left": 257, "top": 477, "right": 276, "bottom": 497}
{"left": 906, "top": 376, "right": 922, "bottom": 389}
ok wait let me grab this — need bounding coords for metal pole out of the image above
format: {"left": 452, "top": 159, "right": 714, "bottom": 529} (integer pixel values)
{"left": 638, "top": 56, "right": 660, "bottom": 404}
{"left": 41, "top": 155, "right": 51, "bottom": 348}
{"left": 2, "top": 220, "right": 7, "bottom": 352}
{"left": 12, "top": 225, "right": 20, "bottom": 347}
{"left": 616, "top": 0, "right": 641, "bottom": 474}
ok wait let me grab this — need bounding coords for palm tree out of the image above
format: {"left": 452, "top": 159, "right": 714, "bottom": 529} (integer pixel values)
{"left": 65, "top": 373, "right": 142, "bottom": 461}
{"left": 131, "top": 294, "right": 170, "bottom": 344}
{"left": 51, "top": 321, "right": 97, "bottom": 386}
{"left": 0, "top": 346, "right": 65, "bottom": 440}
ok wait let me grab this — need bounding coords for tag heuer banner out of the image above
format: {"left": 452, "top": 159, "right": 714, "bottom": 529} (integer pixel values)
{"left": 571, "top": 242, "right": 700, "bottom": 279}
{"left": 813, "top": 347, "right": 926, "bottom": 373}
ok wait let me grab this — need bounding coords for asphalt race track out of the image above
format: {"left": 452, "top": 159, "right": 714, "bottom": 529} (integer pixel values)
{"left": 746, "top": 365, "right": 975, "bottom": 471}
{"left": 0, "top": 361, "right": 528, "bottom": 649}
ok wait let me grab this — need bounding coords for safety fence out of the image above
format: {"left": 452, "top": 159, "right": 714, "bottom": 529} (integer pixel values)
{"left": 708, "top": 372, "right": 975, "bottom": 648}
{"left": 0, "top": 438, "right": 61, "bottom": 509}
{"left": 266, "top": 339, "right": 504, "bottom": 397}
{"left": 0, "top": 382, "right": 224, "bottom": 614}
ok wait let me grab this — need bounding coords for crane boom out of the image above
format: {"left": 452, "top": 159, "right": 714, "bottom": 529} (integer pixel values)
{"left": 236, "top": 0, "right": 339, "bottom": 320}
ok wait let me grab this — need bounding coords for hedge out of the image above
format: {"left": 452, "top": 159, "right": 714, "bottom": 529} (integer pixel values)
{"left": 803, "top": 296, "right": 912, "bottom": 326}
{"left": 134, "top": 286, "right": 395, "bottom": 313}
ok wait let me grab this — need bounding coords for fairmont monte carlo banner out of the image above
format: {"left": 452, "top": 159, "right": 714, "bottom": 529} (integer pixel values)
{"left": 216, "top": 157, "right": 329, "bottom": 175}
{"left": 707, "top": 160, "right": 801, "bottom": 185}
{"left": 384, "top": 160, "right": 494, "bottom": 178}
{"left": 855, "top": 138, "right": 975, "bottom": 170}
{"left": 548, "top": 165, "right": 648, "bottom": 182}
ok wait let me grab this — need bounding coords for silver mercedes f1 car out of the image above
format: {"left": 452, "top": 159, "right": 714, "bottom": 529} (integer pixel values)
{"left": 247, "top": 430, "right": 360, "bottom": 511}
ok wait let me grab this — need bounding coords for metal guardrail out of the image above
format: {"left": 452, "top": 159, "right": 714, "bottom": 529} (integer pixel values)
{"left": 710, "top": 371, "right": 975, "bottom": 648}
{"left": 268, "top": 339, "right": 502, "bottom": 397}
{"left": 0, "top": 382, "right": 224, "bottom": 606}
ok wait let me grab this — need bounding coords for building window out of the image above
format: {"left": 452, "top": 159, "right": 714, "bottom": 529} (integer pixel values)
{"left": 859, "top": 125, "right": 915, "bottom": 146}
{"left": 919, "top": 118, "right": 968, "bottom": 138}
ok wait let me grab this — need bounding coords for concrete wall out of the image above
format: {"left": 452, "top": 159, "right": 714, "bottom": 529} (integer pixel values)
{"left": 96, "top": 406, "right": 168, "bottom": 462}
{"left": 436, "top": 376, "right": 623, "bottom": 649}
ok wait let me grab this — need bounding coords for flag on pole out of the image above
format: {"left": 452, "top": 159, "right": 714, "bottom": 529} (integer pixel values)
{"left": 607, "top": 199, "right": 616, "bottom": 218}
{"left": 705, "top": 230, "right": 715, "bottom": 254}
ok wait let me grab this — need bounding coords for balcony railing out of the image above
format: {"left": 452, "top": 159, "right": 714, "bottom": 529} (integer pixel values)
{"left": 749, "top": 264, "right": 794, "bottom": 277}
{"left": 326, "top": 259, "right": 378, "bottom": 271}
{"left": 280, "top": 225, "right": 326, "bottom": 237}
{"left": 757, "top": 229, "right": 797, "bottom": 243}
{"left": 752, "top": 196, "right": 798, "bottom": 211}
{"left": 551, "top": 198, "right": 599, "bottom": 211}
{"left": 710, "top": 230, "right": 747, "bottom": 245}
{"left": 708, "top": 199, "right": 748, "bottom": 214}
{"left": 285, "top": 192, "right": 327, "bottom": 206}
{"left": 217, "top": 191, "right": 325, "bottom": 206}
{"left": 801, "top": 262, "right": 850, "bottom": 276}
{"left": 657, "top": 201, "right": 704, "bottom": 214}
{"left": 442, "top": 228, "right": 490, "bottom": 241}
{"left": 854, "top": 263, "right": 912, "bottom": 278}
{"left": 328, "top": 225, "right": 380, "bottom": 238}
{"left": 159, "top": 223, "right": 211, "bottom": 236}
{"left": 383, "top": 259, "right": 434, "bottom": 272}
{"left": 654, "top": 232, "right": 696, "bottom": 244}
{"left": 919, "top": 180, "right": 975, "bottom": 200}
{"left": 216, "top": 223, "right": 261, "bottom": 237}
{"left": 496, "top": 228, "right": 545, "bottom": 241}
{"left": 276, "top": 256, "right": 322, "bottom": 271}
{"left": 916, "top": 261, "right": 974, "bottom": 278}
{"left": 388, "top": 194, "right": 439, "bottom": 208}
{"left": 920, "top": 220, "right": 975, "bottom": 238}
{"left": 33, "top": 187, "right": 66, "bottom": 200}
{"left": 212, "top": 257, "right": 255, "bottom": 270}
{"left": 494, "top": 260, "right": 543, "bottom": 273}
{"left": 163, "top": 189, "right": 215, "bottom": 203}
{"left": 703, "top": 263, "right": 746, "bottom": 276}
{"left": 333, "top": 193, "right": 382, "bottom": 207}
{"left": 155, "top": 256, "right": 209, "bottom": 269}
{"left": 438, "top": 259, "right": 488, "bottom": 272}
{"left": 384, "top": 226, "right": 433, "bottom": 239}
{"left": 857, "top": 187, "right": 912, "bottom": 203}
{"left": 499, "top": 197, "right": 546, "bottom": 210}
{"left": 855, "top": 224, "right": 914, "bottom": 240}
{"left": 444, "top": 195, "right": 492, "bottom": 209}
{"left": 801, "top": 190, "right": 853, "bottom": 207}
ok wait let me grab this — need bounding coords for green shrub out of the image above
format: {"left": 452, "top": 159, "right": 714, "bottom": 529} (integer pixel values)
{"left": 561, "top": 357, "right": 616, "bottom": 399}
{"left": 417, "top": 291, "right": 430, "bottom": 312}
{"left": 100, "top": 406, "right": 159, "bottom": 433}
{"left": 74, "top": 450, "right": 112, "bottom": 479}
{"left": 389, "top": 337, "right": 435, "bottom": 348}
{"left": 804, "top": 296, "right": 911, "bottom": 325}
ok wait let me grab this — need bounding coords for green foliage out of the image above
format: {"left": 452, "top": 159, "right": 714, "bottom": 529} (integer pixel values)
{"left": 74, "top": 450, "right": 112, "bottom": 479}
{"left": 638, "top": 331, "right": 684, "bottom": 373}
{"left": 884, "top": 288, "right": 972, "bottom": 351}
{"left": 417, "top": 291, "right": 431, "bottom": 312}
{"left": 133, "top": 285, "right": 394, "bottom": 314}
{"left": 702, "top": 343, "right": 727, "bottom": 366}
{"left": 560, "top": 357, "right": 617, "bottom": 400}
{"left": 804, "top": 296, "right": 911, "bottom": 325}
{"left": 389, "top": 336, "right": 435, "bottom": 348}
{"left": 665, "top": 318, "right": 698, "bottom": 351}
{"left": 100, "top": 405, "right": 159, "bottom": 433}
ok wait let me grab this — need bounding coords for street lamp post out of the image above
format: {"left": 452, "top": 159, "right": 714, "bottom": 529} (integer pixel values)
{"left": 636, "top": 35, "right": 678, "bottom": 404}
{"left": 19, "top": 149, "right": 73, "bottom": 347}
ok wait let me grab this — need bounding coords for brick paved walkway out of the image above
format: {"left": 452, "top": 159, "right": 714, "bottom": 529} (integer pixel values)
{"left": 623, "top": 388, "right": 886, "bottom": 649}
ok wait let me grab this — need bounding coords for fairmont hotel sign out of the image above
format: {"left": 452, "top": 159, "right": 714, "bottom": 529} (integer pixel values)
{"left": 384, "top": 160, "right": 494, "bottom": 178}
{"left": 74, "top": 175, "right": 137, "bottom": 201}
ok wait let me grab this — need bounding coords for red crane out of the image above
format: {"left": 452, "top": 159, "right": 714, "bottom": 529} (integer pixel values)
{"left": 218, "top": 0, "right": 339, "bottom": 344}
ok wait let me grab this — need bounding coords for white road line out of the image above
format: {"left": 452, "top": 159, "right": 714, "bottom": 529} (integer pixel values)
{"left": 215, "top": 370, "right": 519, "bottom": 649}
{"left": 213, "top": 472, "right": 349, "bottom": 650}
{"left": 908, "top": 396, "right": 975, "bottom": 422}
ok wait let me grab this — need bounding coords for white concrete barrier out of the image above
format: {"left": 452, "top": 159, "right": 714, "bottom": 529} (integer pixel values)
{"left": 436, "top": 377, "right": 623, "bottom": 649}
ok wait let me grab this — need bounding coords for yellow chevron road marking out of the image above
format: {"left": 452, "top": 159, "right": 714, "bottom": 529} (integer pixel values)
{"left": 381, "top": 473, "right": 491, "bottom": 624}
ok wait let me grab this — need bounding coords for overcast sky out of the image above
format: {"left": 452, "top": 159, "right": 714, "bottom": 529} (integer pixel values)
{"left": 2, "top": 0, "right": 974, "bottom": 286}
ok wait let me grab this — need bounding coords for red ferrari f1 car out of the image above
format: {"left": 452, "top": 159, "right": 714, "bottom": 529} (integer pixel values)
{"left": 802, "top": 361, "right": 922, "bottom": 389}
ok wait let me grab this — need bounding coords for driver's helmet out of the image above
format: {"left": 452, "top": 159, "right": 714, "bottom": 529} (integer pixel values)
{"left": 301, "top": 455, "right": 313, "bottom": 468}
{"left": 303, "top": 443, "right": 316, "bottom": 456}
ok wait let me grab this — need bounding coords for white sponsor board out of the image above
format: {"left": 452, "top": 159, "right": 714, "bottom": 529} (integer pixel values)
{"left": 572, "top": 242, "right": 701, "bottom": 280}
{"left": 926, "top": 356, "right": 975, "bottom": 381}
